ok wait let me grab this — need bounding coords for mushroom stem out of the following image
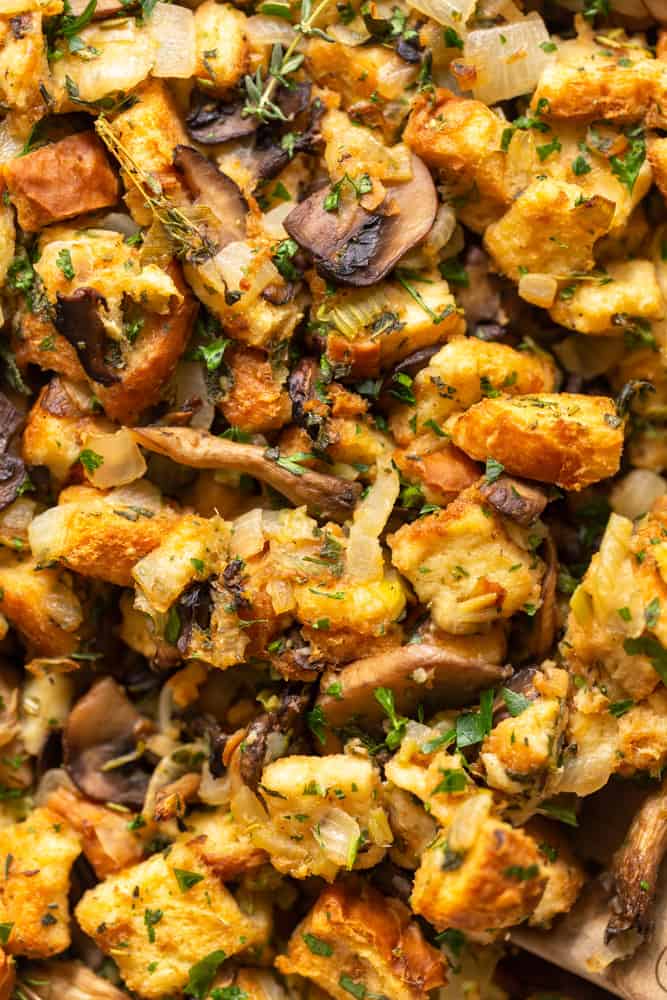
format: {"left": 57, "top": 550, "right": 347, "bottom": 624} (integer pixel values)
{"left": 605, "top": 774, "right": 667, "bottom": 942}
{"left": 132, "top": 425, "right": 362, "bottom": 522}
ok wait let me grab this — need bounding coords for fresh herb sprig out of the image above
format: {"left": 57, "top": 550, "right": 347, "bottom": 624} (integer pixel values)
{"left": 242, "top": 0, "right": 332, "bottom": 123}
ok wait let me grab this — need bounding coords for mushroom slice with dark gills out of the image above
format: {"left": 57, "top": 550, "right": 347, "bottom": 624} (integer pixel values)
{"left": 54, "top": 287, "right": 120, "bottom": 388}
{"left": 284, "top": 153, "right": 437, "bottom": 287}
{"left": 0, "top": 391, "right": 29, "bottom": 509}
{"left": 173, "top": 145, "right": 247, "bottom": 250}
{"left": 239, "top": 686, "right": 311, "bottom": 791}
{"left": 64, "top": 677, "right": 153, "bottom": 809}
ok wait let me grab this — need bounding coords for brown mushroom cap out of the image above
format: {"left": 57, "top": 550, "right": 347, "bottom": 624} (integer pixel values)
{"left": 283, "top": 153, "right": 437, "bottom": 287}
{"left": 132, "top": 425, "right": 362, "bottom": 522}
{"left": 173, "top": 145, "right": 247, "bottom": 249}
{"left": 64, "top": 677, "right": 152, "bottom": 809}
{"left": 479, "top": 475, "right": 549, "bottom": 526}
{"left": 54, "top": 287, "right": 120, "bottom": 387}
{"left": 315, "top": 629, "right": 510, "bottom": 752}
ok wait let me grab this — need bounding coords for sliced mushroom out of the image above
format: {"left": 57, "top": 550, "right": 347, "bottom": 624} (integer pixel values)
{"left": 186, "top": 90, "right": 258, "bottom": 145}
{"left": 64, "top": 677, "right": 153, "bottom": 809}
{"left": 316, "top": 627, "right": 510, "bottom": 752}
{"left": 0, "top": 391, "right": 28, "bottom": 509}
{"left": 173, "top": 145, "right": 247, "bottom": 248}
{"left": 492, "top": 667, "right": 541, "bottom": 727}
{"left": 605, "top": 775, "right": 667, "bottom": 942}
{"left": 132, "top": 425, "right": 362, "bottom": 522}
{"left": 0, "top": 392, "right": 23, "bottom": 450}
{"left": 479, "top": 475, "right": 549, "bottom": 526}
{"left": 54, "top": 288, "right": 120, "bottom": 387}
{"left": 378, "top": 345, "right": 441, "bottom": 409}
{"left": 283, "top": 153, "right": 437, "bottom": 287}
{"left": 287, "top": 356, "right": 329, "bottom": 442}
{"left": 240, "top": 687, "right": 310, "bottom": 791}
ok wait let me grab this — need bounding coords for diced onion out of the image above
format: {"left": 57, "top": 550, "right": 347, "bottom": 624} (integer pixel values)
{"left": 327, "top": 21, "right": 371, "bottom": 45}
{"left": 20, "top": 674, "right": 73, "bottom": 755}
{"left": 245, "top": 14, "right": 297, "bottom": 47}
{"left": 463, "top": 15, "right": 555, "bottom": 104}
{"left": 233, "top": 508, "right": 266, "bottom": 560}
{"left": 199, "top": 761, "right": 232, "bottom": 806}
{"left": 0, "top": 498, "right": 37, "bottom": 548}
{"left": 261, "top": 200, "right": 296, "bottom": 240}
{"left": 611, "top": 469, "right": 667, "bottom": 520}
{"left": 44, "top": 586, "right": 85, "bottom": 632}
{"left": 448, "top": 792, "right": 491, "bottom": 851}
{"left": 266, "top": 577, "right": 296, "bottom": 614}
{"left": 346, "top": 462, "right": 399, "bottom": 582}
{"left": 53, "top": 20, "right": 155, "bottom": 103}
{"left": 0, "top": 120, "right": 23, "bottom": 163}
{"left": 149, "top": 2, "right": 197, "bottom": 78}
{"left": 81, "top": 429, "right": 147, "bottom": 489}
{"left": 406, "top": 0, "right": 475, "bottom": 28}
{"left": 167, "top": 361, "right": 215, "bottom": 430}
{"left": 35, "top": 767, "right": 77, "bottom": 806}
{"left": 232, "top": 782, "right": 269, "bottom": 825}
{"left": 316, "top": 807, "right": 361, "bottom": 868}
{"left": 106, "top": 479, "right": 164, "bottom": 513}
{"left": 518, "top": 273, "right": 558, "bottom": 308}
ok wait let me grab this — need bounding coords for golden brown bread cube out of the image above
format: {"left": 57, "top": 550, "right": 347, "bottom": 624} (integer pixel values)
{"left": 411, "top": 816, "right": 546, "bottom": 941}
{"left": 484, "top": 179, "right": 615, "bottom": 282}
{"left": 650, "top": 135, "right": 667, "bottom": 201}
{"left": 550, "top": 259, "right": 665, "bottom": 335}
{"left": 524, "top": 818, "right": 586, "bottom": 927}
{"left": 275, "top": 880, "right": 447, "bottom": 999}
{"left": 194, "top": 0, "right": 248, "bottom": 94}
{"left": 0, "top": 556, "right": 82, "bottom": 656}
{"left": 389, "top": 488, "right": 543, "bottom": 634}
{"left": 0, "top": 807, "right": 81, "bottom": 958}
{"left": 220, "top": 345, "right": 291, "bottom": 434}
{"left": 3, "top": 133, "right": 119, "bottom": 232}
{"left": 451, "top": 393, "right": 625, "bottom": 491}
{"left": 28, "top": 484, "right": 182, "bottom": 587}
{"left": 404, "top": 90, "right": 508, "bottom": 231}
{"left": 75, "top": 839, "right": 270, "bottom": 999}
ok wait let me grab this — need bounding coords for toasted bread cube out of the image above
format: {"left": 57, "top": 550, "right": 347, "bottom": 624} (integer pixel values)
{"left": 22, "top": 379, "right": 112, "bottom": 484}
{"left": 390, "top": 336, "right": 557, "bottom": 445}
{"left": 650, "top": 136, "right": 667, "bottom": 201}
{"left": 550, "top": 259, "right": 665, "bottom": 334}
{"left": 306, "top": 37, "right": 417, "bottom": 106}
{"left": 185, "top": 809, "right": 268, "bottom": 880}
{"left": 28, "top": 484, "right": 181, "bottom": 587}
{"left": 0, "top": 949, "right": 13, "bottom": 1000}
{"left": 194, "top": 1, "right": 247, "bottom": 94}
{"left": 4, "top": 133, "right": 119, "bottom": 232}
{"left": 525, "top": 818, "right": 585, "bottom": 927}
{"left": 275, "top": 881, "right": 446, "bottom": 1000}
{"left": 484, "top": 179, "right": 614, "bottom": 282}
{"left": 220, "top": 345, "right": 291, "bottom": 434}
{"left": 389, "top": 489, "right": 543, "bottom": 634}
{"left": 251, "top": 754, "right": 389, "bottom": 880}
{"left": 480, "top": 665, "right": 569, "bottom": 796}
{"left": 531, "top": 33, "right": 662, "bottom": 124}
{"left": 0, "top": 807, "right": 81, "bottom": 957}
{"left": 451, "top": 393, "right": 624, "bottom": 491}
{"left": 404, "top": 90, "right": 508, "bottom": 232}
{"left": 411, "top": 816, "right": 545, "bottom": 941}
{"left": 76, "top": 839, "right": 270, "bottom": 999}
{"left": 616, "top": 689, "right": 667, "bottom": 777}
{"left": 0, "top": 12, "right": 49, "bottom": 134}
{"left": 0, "top": 556, "right": 82, "bottom": 656}
{"left": 107, "top": 80, "right": 189, "bottom": 224}
{"left": 132, "top": 514, "right": 230, "bottom": 613}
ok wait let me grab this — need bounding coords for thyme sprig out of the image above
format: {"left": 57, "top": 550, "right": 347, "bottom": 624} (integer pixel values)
{"left": 94, "top": 117, "right": 217, "bottom": 264}
{"left": 242, "top": 0, "right": 332, "bottom": 123}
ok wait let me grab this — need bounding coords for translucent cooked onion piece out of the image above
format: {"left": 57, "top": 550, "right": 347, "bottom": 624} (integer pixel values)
{"left": 518, "top": 273, "right": 558, "bottom": 308}
{"left": 406, "top": 0, "right": 475, "bottom": 28}
{"left": 316, "top": 807, "right": 361, "bottom": 868}
{"left": 245, "top": 13, "right": 297, "bottom": 47}
{"left": 346, "top": 462, "right": 399, "bottom": 582}
{"left": 81, "top": 429, "right": 147, "bottom": 489}
{"left": 149, "top": 1, "right": 197, "bottom": 78}
{"left": 463, "top": 14, "right": 555, "bottom": 105}
{"left": 611, "top": 469, "right": 667, "bottom": 521}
